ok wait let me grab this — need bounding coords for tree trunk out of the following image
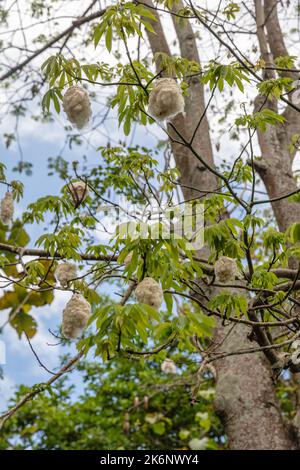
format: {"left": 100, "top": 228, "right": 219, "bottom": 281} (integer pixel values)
{"left": 254, "top": 0, "right": 300, "bottom": 232}
{"left": 214, "top": 323, "right": 296, "bottom": 449}
{"left": 143, "top": 0, "right": 298, "bottom": 449}
{"left": 255, "top": 118, "right": 300, "bottom": 231}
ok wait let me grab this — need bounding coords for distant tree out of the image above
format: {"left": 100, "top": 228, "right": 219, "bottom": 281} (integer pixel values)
{"left": 0, "top": 357, "right": 223, "bottom": 450}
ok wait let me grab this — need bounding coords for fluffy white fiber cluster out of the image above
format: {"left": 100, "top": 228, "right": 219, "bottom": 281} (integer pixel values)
{"left": 62, "top": 293, "right": 91, "bottom": 339}
{"left": 161, "top": 358, "right": 177, "bottom": 374}
{"left": 68, "top": 181, "right": 89, "bottom": 206}
{"left": 148, "top": 78, "right": 185, "bottom": 121}
{"left": 55, "top": 262, "right": 77, "bottom": 287}
{"left": 63, "top": 85, "right": 92, "bottom": 129}
{"left": 135, "top": 277, "right": 163, "bottom": 310}
{"left": 0, "top": 192, "right": 14, "bottom": 224}
{"left": 214, "top": 256, "right": 238, "bottom": 283}
{"left": 188, "top": 437, "right": 209, "bottom": 451}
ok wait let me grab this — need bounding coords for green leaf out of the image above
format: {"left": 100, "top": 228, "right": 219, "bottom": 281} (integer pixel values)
{"left": 152, "top": 421, "right": 166, "bottom": 435}
{"left": 52, "top": 91, "right": 60, "bottom": 113}
{"left": 105, "top": 25, "right": 113, "bottom": 52}
{"left": 123, "top": 112, "right": 131, "bottom": 136}
{"left": 164, "top": 292, "right": 173, "bottom": 314}
{"left": 292, "top": 223, "right": 300, "bottom": 242}
{"left": 11, "top": 311, "right": 37, "bottom": 339}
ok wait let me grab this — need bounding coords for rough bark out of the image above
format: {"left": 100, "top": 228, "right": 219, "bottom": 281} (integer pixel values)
{"left": 214, "top": 323, "right": 297, "bottom": 449}
{"left": 254, "top": 0, "right": 300, "bottom": 232}
{"left": 255, "top": 123, "right": 300, "bottom": 230}
{"left": 254, "top": 0, "right": 300, "bottom": 442}
{"left": 144, "top": 0, "right": 297, "bottom": 449}
{"left": 143, "top": 0, "right": 216, "bottom": 200}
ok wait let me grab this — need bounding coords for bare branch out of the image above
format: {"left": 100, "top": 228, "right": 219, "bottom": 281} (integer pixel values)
{"left": 0, "top": 4, "right": 106, "bottom": 82}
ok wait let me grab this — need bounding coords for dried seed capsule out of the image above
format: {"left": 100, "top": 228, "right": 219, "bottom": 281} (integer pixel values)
{"left": 214, "top": 256, "right": 238, "bottom": 283}
{"left": 55, "top": 262, "right": 77, "bottom": 287}
{"left": 0, "top": 192, "right": 14, "bottom": 224}
{"left": 161, "top": 358, "right": 177, "bottom": 374}
{"left": 68, "top": 181, "right": 89, "bottom": 206}
{"left": 62, "top": 293, "right": 91, "bottom": 339}
{"left": 133, "top": 396, "right": 140, "bottom": 408}
{"left": 63, "top": 85, "right": 92, "bottom": 129}
{"left": 123, "top": 420, "right": 130, "bottom": 434}
{"left": 135, "top": 277, "right": 163, "bottom": 310}
{"left": 188, "top": 437, "right": 209, "bottom": 450}
{"left": 143, "top": 395, "right": 149, "bottom": 410}
{"left": 148, "top": 78, "right": 185, "bottom": 121}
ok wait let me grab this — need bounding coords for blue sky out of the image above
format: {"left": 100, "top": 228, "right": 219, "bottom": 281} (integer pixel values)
{"left": 0, "top": 118, "right": 87, "bottom": 410}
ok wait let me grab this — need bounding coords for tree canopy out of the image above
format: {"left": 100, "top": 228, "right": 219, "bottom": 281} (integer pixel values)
{"left": 1, "top": 0, "right": 300, "bottom": 450}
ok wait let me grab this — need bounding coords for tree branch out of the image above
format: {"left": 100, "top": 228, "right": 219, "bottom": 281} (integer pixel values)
{"left": 0, "top": 242, "right": 118, "bottom": 262}
{"left": 0, "top": 4, "right": 106, "bottom": 82}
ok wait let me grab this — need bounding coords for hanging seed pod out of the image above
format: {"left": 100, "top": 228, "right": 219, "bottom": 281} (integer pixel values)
{"left": 161, "top": 358, "right": 177, "bottom": 374}
{"left": 62, "top": 293, "right": 91, "bottom": 339}
{"left": 133, "top": 396, "right": 140, "bottom": 408}
{"left": 123, "top": 412, "right": 130, "bottom": 434}
{"left": 135, "top": 277, "right": 163, "bottom": 310}
{"left": 55, "top": 262, "right": 77, "bottom": 287}
{"left": 143, "top": 395, "right": 149, "bottom": 410}
{"left": 123, "top": 419, "right": 130, "bottom": 434}
{"left": 214, "top": 256, "right": 238, "bottom": 284}
{"left": 0, "top": 192, "right": 14, "bottom": 225}
{"left": 148, "top": 78, "right": 185, "bottom": 121}
{"left": 63, "top": 85, "right": 92, "bottom": 129}
{"left": 188, "top": 437, "right": 209, "bottom": 450}
{"left": 68, "top": 181, "right": 89, "bottom": 207}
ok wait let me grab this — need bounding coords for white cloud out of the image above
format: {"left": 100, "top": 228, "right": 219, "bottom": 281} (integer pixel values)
{"left": 38, "top": 289, "right": 71, "bottom": 319}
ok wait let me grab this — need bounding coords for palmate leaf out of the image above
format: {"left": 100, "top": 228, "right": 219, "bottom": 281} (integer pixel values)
{"left": 175, "top": 309, "right": 215, "bottom": 339}
{"left": 0, "top": 291, "right": 17, "bottom": 310}
{"left": 0, "top": 285, "right": 54, "bottom": 314}
{"left": 235, "top": 108, "right": 286, "bottom": 131}
{"left": 42, "top": 87, "right": 63, "bottom": 114}
{"left": 257, "top": 77, "right": 293, "bottom": 100}
{"left": 10, "top": 310, "right": 37, "bottom": 339}
{"left": 223, "top": 3, "right": 240, "bottom": 20}
{"left": 93, "top": 2, "right": 157, "bottom": 51}
{"left": 0, "top": 221, "right": 30, "bottom": 277}
{"left": 0, "top": 219, "right": 30, "bottom": 247}
{"left": 209, "top": 292, "right": 248, "bottom": 319}
{"left": 291, "top": 222, "right": 300, "bottom": 243}
{"left": 201, "top": 62, "right": 249, "bottom": 92}
{"left": 189, "top": 311, "right": 215, "bottom": 337}
{"left": 154, "top": 322, "right": 175, "bottom": 341}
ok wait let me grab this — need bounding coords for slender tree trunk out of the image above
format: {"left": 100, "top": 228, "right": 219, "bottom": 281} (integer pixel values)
{"left": 214, "top": 322, "right": 296, "bottom": 449}
{"left": 254, "top": 0, "right": 300, "bottom": 232}
{"left": 255, "top": 124, "right": 300, "bottom": 231}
